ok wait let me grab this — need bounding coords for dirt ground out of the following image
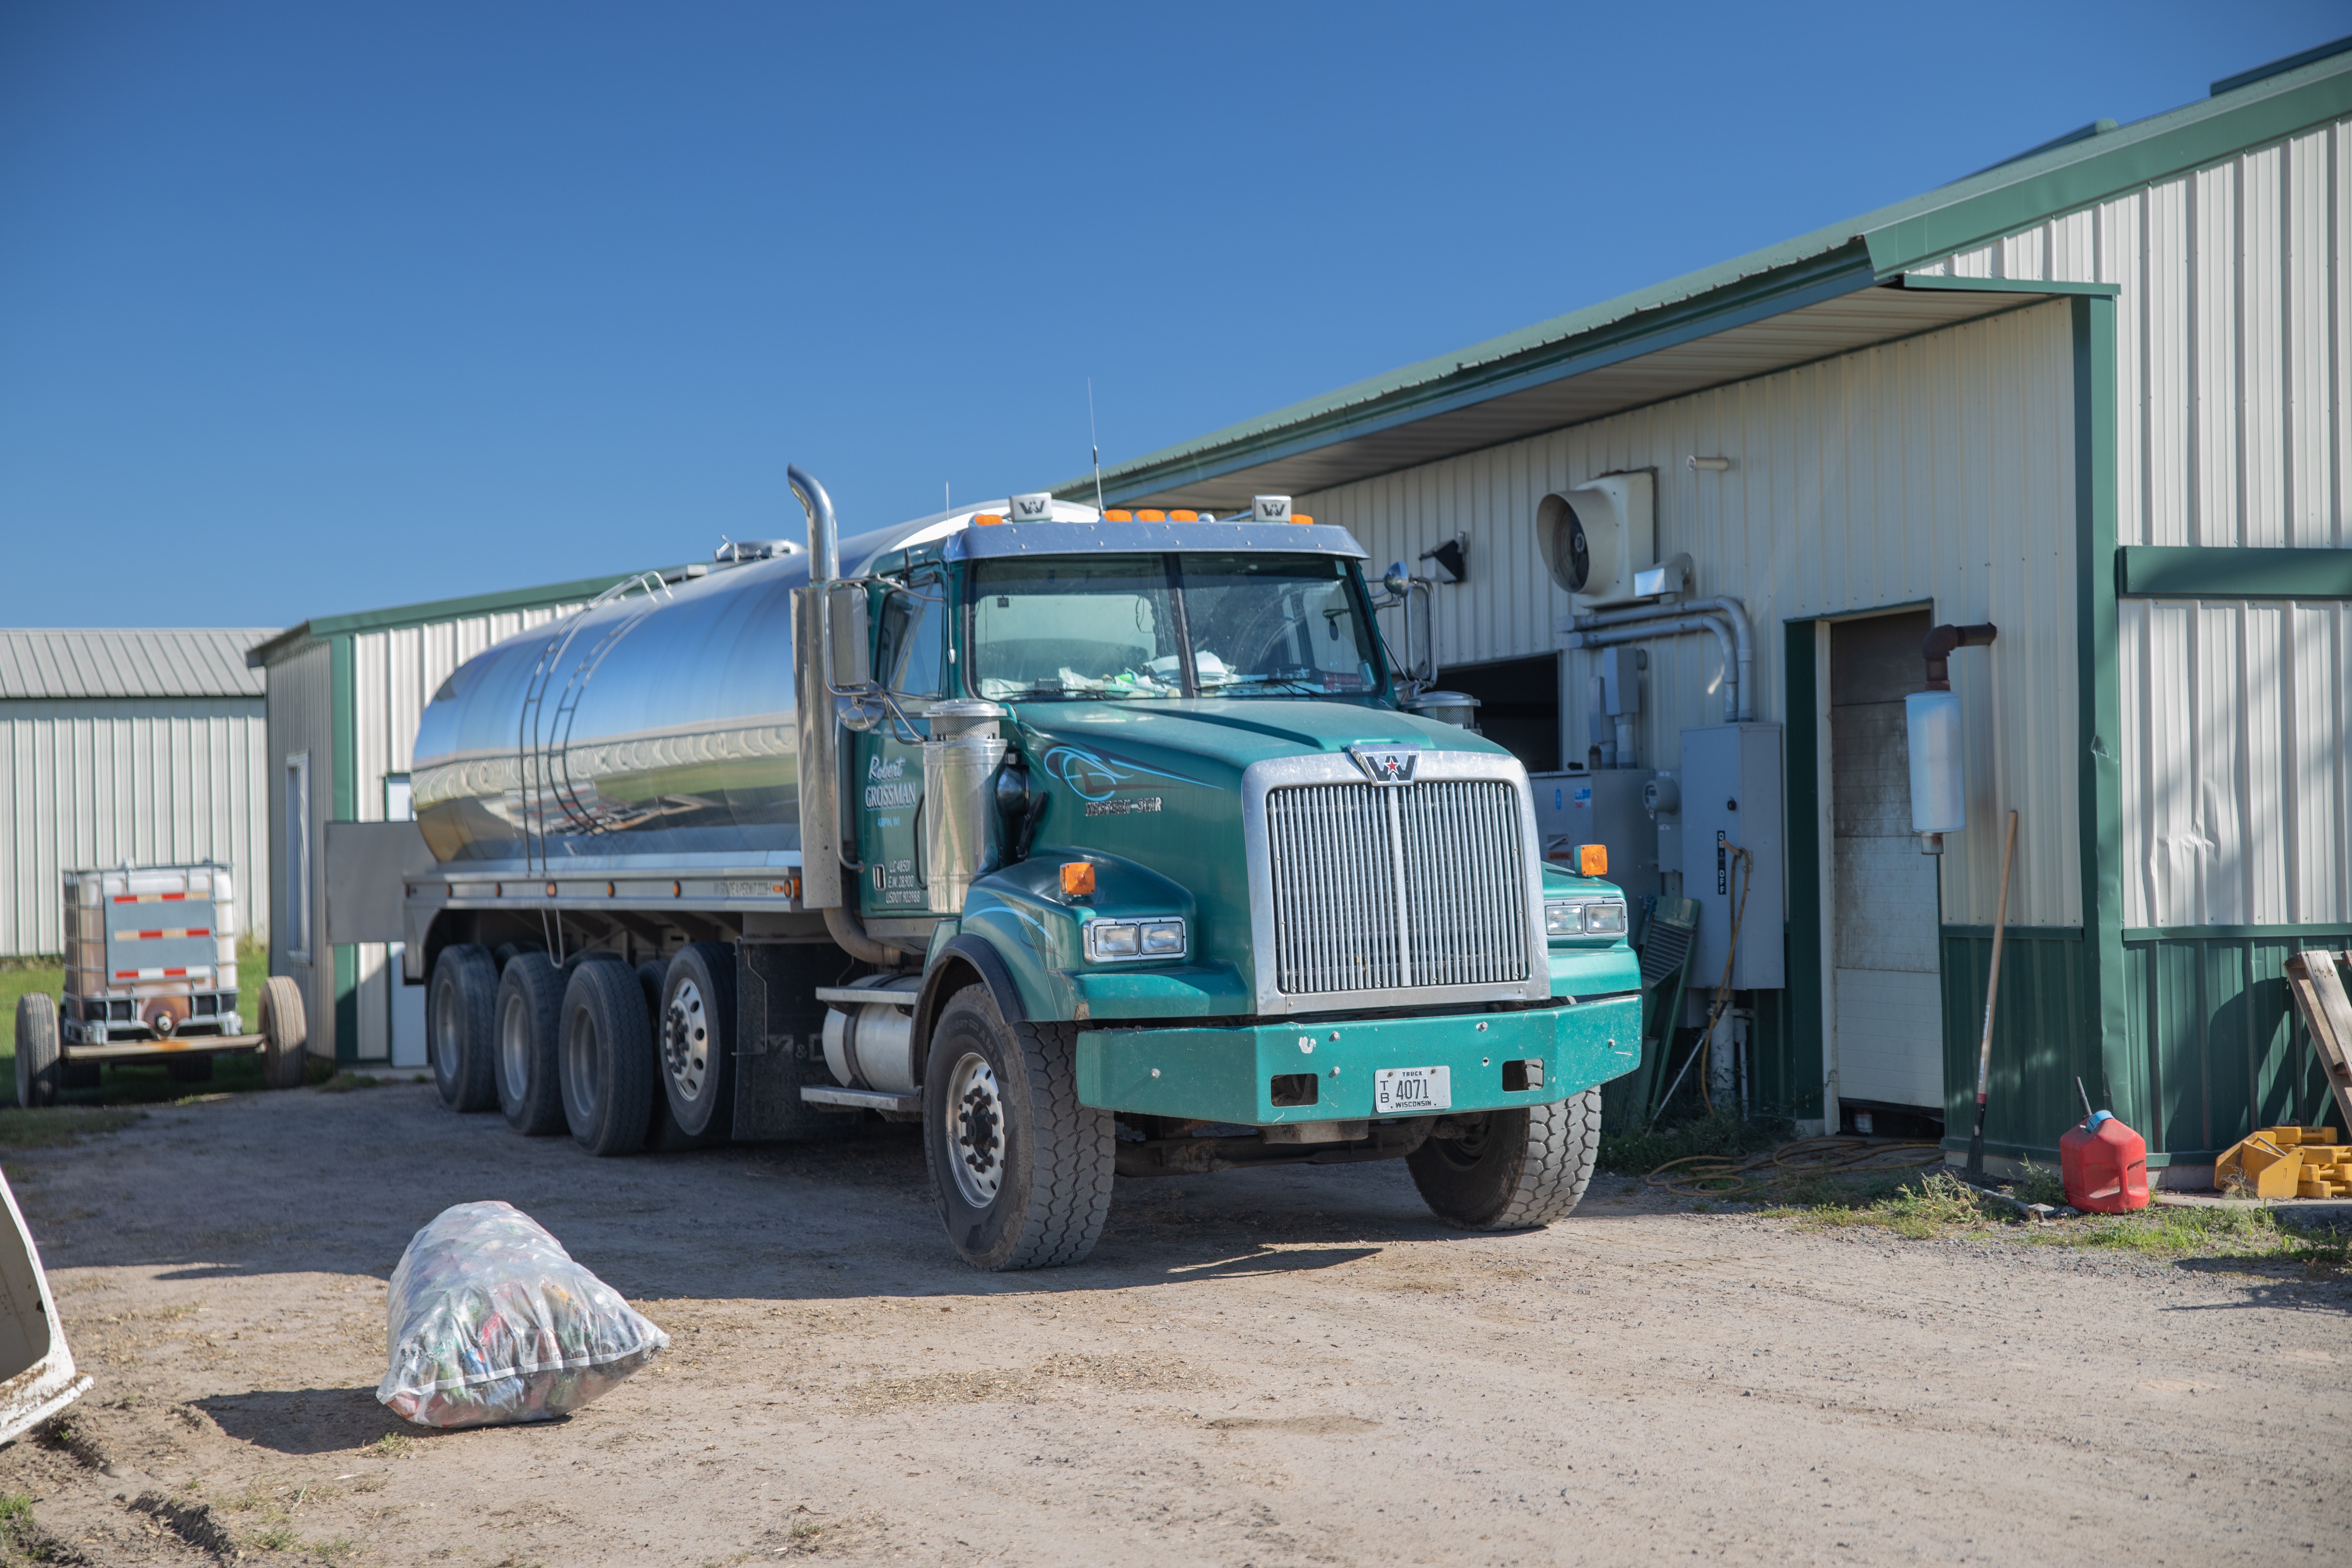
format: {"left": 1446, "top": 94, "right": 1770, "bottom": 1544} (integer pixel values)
{"left": 0, "top": 1084, "right": 2343, "bottom": 1567}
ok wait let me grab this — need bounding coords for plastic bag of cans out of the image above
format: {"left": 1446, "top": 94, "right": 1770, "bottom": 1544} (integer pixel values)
{"left": 376, "top": 1200, "right": 669, "bottom": 1429}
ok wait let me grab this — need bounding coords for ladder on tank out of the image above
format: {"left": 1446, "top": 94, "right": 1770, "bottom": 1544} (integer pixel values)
{"left": 516, "top": 572, "right": 671, "bottom": 874}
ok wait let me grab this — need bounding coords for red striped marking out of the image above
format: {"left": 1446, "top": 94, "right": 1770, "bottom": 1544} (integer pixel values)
{"left": 120, "top": 928, "right": 210, "bottom": 940}
{"left": 112, "top": 892, "right": 188, "bottom": 903}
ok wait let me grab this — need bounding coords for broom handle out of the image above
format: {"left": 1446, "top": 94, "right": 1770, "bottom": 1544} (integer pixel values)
{"left": 1966, "top": 810, "right": 2019, "bottom": 1177}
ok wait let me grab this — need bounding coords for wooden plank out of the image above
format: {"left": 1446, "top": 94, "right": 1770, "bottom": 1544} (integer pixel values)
{"left": 2284, "top": 950, "right": 2352, "bottom": 1134}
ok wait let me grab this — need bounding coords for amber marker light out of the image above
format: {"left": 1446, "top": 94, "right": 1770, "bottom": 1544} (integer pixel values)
{"left": 1104, "top": 509, "right": 1134, "bottom": 521}
{"left": 1292, "top": 513, "right": 1315, "bottom": 525}
{"left": 973, "top": 512, "right": 1007, "bottom": 526}
{"left": 1136, "top": 509, "right": 1167, "bottom": 521}
{"left": 1059, "top": 862, "right": 1097, "bottom": 897}
{"left": 1574, "top": 844, "right": 1608, "bottom": 876}
{"left": 1169, "top": 510, "right": 1198, "bottom": 521}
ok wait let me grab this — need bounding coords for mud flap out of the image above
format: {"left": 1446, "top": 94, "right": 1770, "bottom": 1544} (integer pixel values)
{"left": 732, "top": 943, "right": 864, "bottom": 1142}
{"left": 0, "top": 1171, "right": 89, "bottom": 1443}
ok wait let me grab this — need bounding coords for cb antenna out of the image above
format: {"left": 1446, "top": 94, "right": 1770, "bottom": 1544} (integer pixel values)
{"left": 1087, "top": 377, "right": 1105, "bottom": 515}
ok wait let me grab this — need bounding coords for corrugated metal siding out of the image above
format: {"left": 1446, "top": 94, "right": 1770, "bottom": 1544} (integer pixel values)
{"left": 266, "top": 640, "right": 334, "bottom": 1056}
{"left": 0, "top": 698, "right": 268, "bottom": 956}
{"left": 2118, "top": 597, "right": 2352, "bottom": 926}
{"left": 0, "top": 629, "right": 273, "bottom": 700}
{"left": 1302, "top": 301, "right": 2080, "bottom": 929}
{"left": 1909, "top": 117, "right": 2349, "bottom": 551}
{"left": 1939, "top": 931, "right": 2096, "bottom": 1160}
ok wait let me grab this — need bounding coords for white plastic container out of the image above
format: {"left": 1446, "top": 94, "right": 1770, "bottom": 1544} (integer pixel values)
{"left": 1905, "top": 691, "right": 1965, "bottom": 836}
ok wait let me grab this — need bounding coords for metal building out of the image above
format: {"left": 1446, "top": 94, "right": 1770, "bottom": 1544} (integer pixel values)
{"left": 248, "top": 576, "right": 629, "bottom": 1067}
{"left": 1060, "top": 41, "right": 2352, "bottom": 1178}
{"left": 0, "top": 629, "right": 274, "bottom": 958}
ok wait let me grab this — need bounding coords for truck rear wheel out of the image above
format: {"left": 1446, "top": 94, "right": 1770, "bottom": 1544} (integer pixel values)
{"left": 559, "top": 961, "right": 654, "bottom": 1156}
{"left": 1407, "top": 1087, "right": 1602, "bottom": 1230}
{"left": 922, "top": 986, "right": 1113, "bottom": 1271}
{"left": 656, "top": 943, "right": 735, "bottom": 1144}
{"left": 14, "top": 995, "right": 59, "bottom": 1108}
{"left": 259, "top": 975, "right": 308, "bottom": 1091}
{"left": 428, "top": 945, "right": 499, "bottom": 1111}
{"left": 494, "top": 954, "right": 568, "bottom": 1135}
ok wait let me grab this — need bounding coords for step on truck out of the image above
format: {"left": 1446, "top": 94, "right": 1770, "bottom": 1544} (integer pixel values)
{"left": 402, "top": 469, "right": 1640, "bottom": 1269}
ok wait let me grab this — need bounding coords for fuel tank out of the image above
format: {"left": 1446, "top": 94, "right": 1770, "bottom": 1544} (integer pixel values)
{"left": 412, "top": 520, "right": 919, "bottom": 867}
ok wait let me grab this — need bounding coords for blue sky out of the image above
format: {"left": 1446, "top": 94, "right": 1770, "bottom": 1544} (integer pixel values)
{"left": 1, "top": 2, "right": 2340, "bottom": 628}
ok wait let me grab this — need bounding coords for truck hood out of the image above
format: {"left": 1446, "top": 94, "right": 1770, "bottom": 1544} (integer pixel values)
{"left": 1010, "top": 698, "right": 1511, "bottom": 790}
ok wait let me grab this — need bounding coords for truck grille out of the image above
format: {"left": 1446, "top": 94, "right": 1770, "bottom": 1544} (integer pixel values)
{"left": 1264, "top": 779, "right": 1532, "bottom": 996}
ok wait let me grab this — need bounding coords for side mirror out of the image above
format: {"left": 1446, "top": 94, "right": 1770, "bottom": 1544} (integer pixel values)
{"left": 824, "top": 580, "right": 873, "bottom": 692}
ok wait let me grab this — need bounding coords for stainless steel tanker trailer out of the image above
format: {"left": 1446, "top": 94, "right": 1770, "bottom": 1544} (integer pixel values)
{"left": 402, "top": 468, "right": 1641, "bottom": 1269}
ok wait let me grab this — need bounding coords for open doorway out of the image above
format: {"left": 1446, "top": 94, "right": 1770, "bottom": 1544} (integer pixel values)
{"left": 1828, "top": 610, "right": 1944, "bottom": 1127}
{"left": 1438, "top": 654, "right": 1560, "bottom": 775}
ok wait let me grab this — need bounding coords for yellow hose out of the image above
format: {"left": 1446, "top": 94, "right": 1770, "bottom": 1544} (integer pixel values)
{"left": 1645, "top": 1135, "right": 1946, "bottom": 1200}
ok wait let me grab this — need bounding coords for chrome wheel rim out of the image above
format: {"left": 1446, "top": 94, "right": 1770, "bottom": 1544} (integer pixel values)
{"left": 662, "top": 978, "right": 709, "bottom": 1102}
{"left": 499, "top": 993, "right": 531, "bottom": 1101}
{"left": 945, "top": 1051, "right": 1007, "bottom": 1207}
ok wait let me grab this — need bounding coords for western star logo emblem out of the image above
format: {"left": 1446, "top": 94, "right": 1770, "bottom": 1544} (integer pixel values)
{"left": 1347, "top": 746, "right": 1420, "bottom": 785}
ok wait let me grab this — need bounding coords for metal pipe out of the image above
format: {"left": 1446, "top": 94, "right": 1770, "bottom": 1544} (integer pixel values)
{"left": 1568, "top": 596, "right": 1754, "bottom": 722}
{"left": 784, "top": 462, "right": 901, "bottom": 968}
{"left": 789, "top": 463, "right": 839, "bottom": 584}
{"left": 1567, "top": 617, "right": 1741, "bottom": 724}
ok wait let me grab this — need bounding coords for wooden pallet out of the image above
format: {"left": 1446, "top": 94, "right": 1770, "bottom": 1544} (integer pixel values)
{"left": 2284, "top": 949, "right": 2352, "bottom": 1136}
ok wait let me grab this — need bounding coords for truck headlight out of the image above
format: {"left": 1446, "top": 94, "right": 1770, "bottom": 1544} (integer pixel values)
{"left": 1545, "top": 898, "right": 1628, "bottom": 938}
{"left": 1084, "top": 918, "right": 1185, "bottom": 962}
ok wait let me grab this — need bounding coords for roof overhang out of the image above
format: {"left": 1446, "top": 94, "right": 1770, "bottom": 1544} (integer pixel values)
{"left": 1082, "top": 271, "right": 2114, "bottom": 511}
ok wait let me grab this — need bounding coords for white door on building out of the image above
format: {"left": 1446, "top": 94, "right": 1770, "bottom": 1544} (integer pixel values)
{"left": 1830, "top": 611, "right": 1944, "bottom": 1111}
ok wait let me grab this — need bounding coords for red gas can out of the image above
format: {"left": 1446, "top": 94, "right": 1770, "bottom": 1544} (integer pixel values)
{"left": 2060, "top": 1111, "right": 2149, "bottom": 1212}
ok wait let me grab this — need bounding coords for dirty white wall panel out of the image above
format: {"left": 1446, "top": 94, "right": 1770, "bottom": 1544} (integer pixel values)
{"left": 1912, "top": 115, "right": 2350, "bottom": 549}
{"left": 2119, "top": 598, "right": 2352, "bottom": 928}
{"left": 0, "top": 699, "right": 268, "bottom": 956}
{"left": 1306, "top": 301, "right": 2080, "bottom": 928}
{"left": 266, "top": 640, "right": 334, "bottom": 1053}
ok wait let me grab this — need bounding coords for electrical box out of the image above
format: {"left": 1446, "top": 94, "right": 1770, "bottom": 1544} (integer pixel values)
{"left": 1528, "top": 769, "right": 1659, "bottom": 900}
{"left": 1678, "top": 724, "right": 1784, "bottom": 990}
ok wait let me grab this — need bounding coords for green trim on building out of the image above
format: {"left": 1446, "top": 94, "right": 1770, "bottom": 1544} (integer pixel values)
{"left": 2124, "top": 924, "right": 2352, "bottom": 941}
{"left": 1896, "top": 275, "right": 2120, "bottom": 297}
{"left": 1780, "top": 621, "right": 1825, "bottom": 1122}
{"left": 331, "top": 634, "right": 358, "bottom": 1065}
{"left": 1938, "top": 928, "right": 2096, "bottom": 1161}
{"left": 2073, "top": 295, "right": 2130, "bottom": 1134}
{"left": 247, "top": 571, "right": 656, "bottom": 667}
{"left": 2116, "top": 545, "right": 2352, "bottom": 598}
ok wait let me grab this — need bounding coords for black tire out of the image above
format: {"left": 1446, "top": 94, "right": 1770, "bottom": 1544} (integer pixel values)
{"left": 1407, "top": 1086, "right": 1602, "bottom": 1230}
{"left": 428, "top": 945, "right": 500, "bottom": 1112}
{"left": 558, "top": 960, "right": 655, "bottom": 1156}
{"left": 15, "top": 994, "right": 59, "bottom": 1108}
{"left": 921, "top": 985, "right": 1113, "bottom": 1271}
{"left": 493, "top": 953, "right": 568, "bottom": 1135}
{"left": 259, "top": 976, "right": 309, "bottom": 1091}
{"left": 638, "top": 961, "right": 696, "bottom": 1150}
{"left": 166, "top": 1054, "right": 215, "bottom": 1084}
{"left": 655, "top": 943, "right": 736, "bottom": 1144}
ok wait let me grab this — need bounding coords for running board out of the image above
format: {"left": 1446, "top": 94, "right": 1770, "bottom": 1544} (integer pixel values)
{"left": 800, "top": 1086, "right": 921, "bottom": 1114}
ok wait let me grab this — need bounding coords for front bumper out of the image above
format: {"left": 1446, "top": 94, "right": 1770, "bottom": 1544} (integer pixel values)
{"left": 1075, "top": 993, "right": 1640, "bottom": 1126}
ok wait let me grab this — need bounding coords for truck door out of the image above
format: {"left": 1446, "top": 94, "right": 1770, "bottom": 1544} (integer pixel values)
{"left": 854, "top": 567, "right": 950, "bottom": 919}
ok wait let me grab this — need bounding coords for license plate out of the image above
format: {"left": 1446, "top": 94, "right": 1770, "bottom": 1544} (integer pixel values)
{"left": 1373, "top": 1066, "right": 1451, "bottom": 1115}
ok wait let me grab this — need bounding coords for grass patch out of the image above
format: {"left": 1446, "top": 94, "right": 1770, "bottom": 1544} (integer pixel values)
{"left": 247, "top": 1524, "right": 300, "bottom": 1550}
{"left": 366, "top": 1432, "right": 415, "bottom": 1458}
{"left": 2035, "top": 1203, "right": 2350, "bottom": 1268}
{"left": 1762, "top": 1170, "right": 2014, "bottom": 1238}
{"left": 2013, "top": 1159, "right": 2067, "bottom": 1208}
{"left": 1598, "top": 1105, "right": 1785, "bottom": 1176}
{"left": 315, "top": 1072, "right": 386, "bottom": 1094}
{"left": 0, "top": 1105, "right": 145, "bottom": 1150}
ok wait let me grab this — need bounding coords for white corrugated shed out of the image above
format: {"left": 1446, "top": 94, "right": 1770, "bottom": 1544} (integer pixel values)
{"left": 1910, "top": 113, "right": 2351, "bottom": 925}
{"left": 0, "top": 629, "right": 275, "bottom": 956}
{"left": 256, "top": 585, "right": 603, "bottom": 1065}
{"left": 1303, "top": 300, "right": 2082, "bottom": 930}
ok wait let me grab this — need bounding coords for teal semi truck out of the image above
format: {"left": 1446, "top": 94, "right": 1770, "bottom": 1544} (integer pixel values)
{"left": 402, "top": 469, "right": 1639, "bottom": 1269}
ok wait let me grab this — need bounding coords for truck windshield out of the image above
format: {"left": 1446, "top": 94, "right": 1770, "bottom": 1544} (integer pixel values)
{"left": 970, "top": 552, "right": 1381, "bottom": 701}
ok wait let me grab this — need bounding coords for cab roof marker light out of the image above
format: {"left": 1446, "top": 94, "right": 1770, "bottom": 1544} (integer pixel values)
{"left": 1104, "top": 509, "right": 1133, "bottom": 522}
{"left": 973, "top": 512, "right": 1008, "bottom": 527}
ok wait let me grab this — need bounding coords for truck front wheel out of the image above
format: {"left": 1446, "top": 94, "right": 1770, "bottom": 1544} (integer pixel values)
{"left": 1407, "top": 1087, "right": 1602, "bottom": 1230}
{"left": 922, "top": 987, "right": 1113, "bottom": 1271}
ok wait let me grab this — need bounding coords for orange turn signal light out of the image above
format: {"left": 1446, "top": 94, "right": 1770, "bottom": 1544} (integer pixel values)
{"left": 973, "top": 512, "right": 1007, "bottom": 527}
{"left": 1169, "top": 509, "right": 1198, "bottom": 521}
{"left": 1573, "top": 843, "right": 1608, "bottom": 877}
{"left": 1136, "top": 509, "right": 1167, "bottom": 521}
{"left": 1292, "top": 513, "right": 1315, "bottom": 525}
{"left": 1059, "top": 862, "right": 1097, "bottom": 897}
{"left": 1104, "top": 509, "right": 1133, "bottom": 521}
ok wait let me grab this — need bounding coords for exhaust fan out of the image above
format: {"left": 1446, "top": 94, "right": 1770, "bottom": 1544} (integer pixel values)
{"left": 1538, "top": 472, "right": 1656, "bottom": 609}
